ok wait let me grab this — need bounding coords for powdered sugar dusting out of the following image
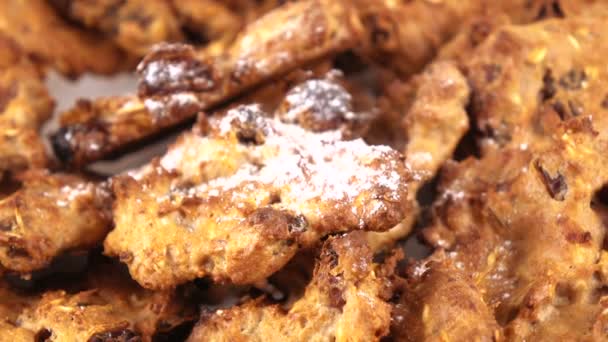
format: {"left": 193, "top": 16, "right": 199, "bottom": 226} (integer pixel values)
{"left": 143, "top": 93, "right": 199, "bottom": 120}
{"left": 157, "top": 105, "right": 408, "bottom": 225}
{"left": 279, "top": 78, "right": 356, "bottom": 128}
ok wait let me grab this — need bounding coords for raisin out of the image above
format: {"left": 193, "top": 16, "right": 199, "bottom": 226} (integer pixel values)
{"left": 566, "top": 231, "right": 592, "bottom": 244}
{"left": 559, "top": 69, "right": 587, "bottom": 90}
{"left": 0, "top": 81, "right": 17, "bottom": 114}
{"left": 230, "top": 105, "right": 267, "bottom": 145}
{"left": 540, "top": 69, "right": 556, "bottom": 100}
{"left": 50, "top": 127, "right": 75, "bottom": 163}
{"left": 88, "top": 329, "right": 142, "bottom": 342}
{"left": 0, "top": 218, "right": 14, "bottom": 231}
{"left": 601, "top": 94, "right": 608, "bottom": 109}
{"left": 35, "top": 328, "right": 52, "bottom": 342}
{"left": 484, "top": 64, "right": 502, "bottom": 83}
{"left": 535, "top": 160, "right": 568, "bottom": 201}
{"left": 328, "top": 284, "right": 346, "bottom": 310}
{"left": 552, "top": 100, "right": 567, "bottom": 120}
{"left": 288, "top": 215, "right": 308, "bottom": 233}
{"left": 567, "top": 99, "right": 583, "bottom": 116}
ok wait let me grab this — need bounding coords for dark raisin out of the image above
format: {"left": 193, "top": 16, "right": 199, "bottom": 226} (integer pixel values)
{"left": 363, "top": 14, "right": 392, "bottom": 47}
{"left": 124, "top": 12, "right": 152, "bottom": 29}
{"left": 35, "top": 328, "right": 52, "bottom": 342}
{"left": 535, "top": 160, "right": 568, "bottom": 201}
{"left": 7, "top": 246, "right": 30, "bottom": 258}
{"left": 566, "top": 231, "right": 592, "bottom": 244}
{"left": 0, "top": 218, "right": 14, "bottom": 231}
{"left": 552, "top": 100, "right": 567, "bottom": 120}
{"left": 567, "top": 99, "right": 583, "bottom": 116}
{"left": 326, "top": 248, "right": 339, "bottom": 268}
{"left": 231, "top": 105, "right": 267, "bottom": 145}
{"left": 137, "top": 44, "right": 216, "bottom": 96}
{"left": 552, "top": 1, "right": 565, "bottom": 17}
{"left": 536, "top": 1, "right": 565, "bottom": 19}
{"left": 287, "top": 215, "right": 308, "bottom": 233}
{"left": 328, "top": 284, "right": 346, "bottom": 310}
{"left": 50, "top": 127, "right": 75, "bottom": 163}
{"left": 559, "top": 69, "right": 587, "bottom": 90}
{"left": 0, "top": 81, "right": 17, "bottom": 114}
{"left": 182, "top": 26, "right": 210, "bottom": 45}
{"left": 601, "top": 94, "right": 608, "bottom": 109}
{"left": 87, "top": 329, "right": 142, "bottom": 342}
{"left": 484, "top": 64, "right": 502, "bottom": 83}
{"left": 470, "top": 21, "right": 493, "bottom": 47}
{"left": 540, "top": 69, "right": 556, "bottom": 100}
{"left": 536, "top": 4, "right": 548, "bottom": 19}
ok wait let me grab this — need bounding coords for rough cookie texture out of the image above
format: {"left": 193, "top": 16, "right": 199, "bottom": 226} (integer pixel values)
{"left": 187, "top": 232, "right": 393, "bottom": 342}
{"left": 402, "top": 17, "right": 608, "bottom": 341}
{"left": 50, "top": 0, "right": 183, "bottom": 56}
{"left": 51, "top": 0, "right": 361, "bottom": 167}
{"left": 0, "top": 171, "right": 112, "bottom": 273}
{"left": 367, "top": 61, "right": 470, "bottom": 249}
{"left": 0, "top": 0, "right": 124, "bottom": 77}
{"left": 16, "top": 260, "right": 195, "bottom": 342}
{"left": 105, "top": 105, "right": 409, "bottom": 289}
{"left": 0, "top": 33, "right": 53, "bottom": 179}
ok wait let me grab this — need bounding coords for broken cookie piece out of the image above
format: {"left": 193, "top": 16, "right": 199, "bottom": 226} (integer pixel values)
{"left": 105, "top": 105, "right": 409, "bottom": 289}
{"left": 0, "top": 33, "right": 53, "bottom": 179}
{"left": 0, "top": 171, "right": 112, "bottom": 274}
{"left": 49, "top": 0, "right": 183, "bottom": 57}
{"left": 16, "top": 259, "right": 195, "bottom": 342}
{"left": 187, "top": 232, "right": 393, "bottom": 342}
{"left": 51, "top": 0, "right": 361, "bottom": 167}
{"left": 0, "top": 0, "right": 124, "bottom": 77}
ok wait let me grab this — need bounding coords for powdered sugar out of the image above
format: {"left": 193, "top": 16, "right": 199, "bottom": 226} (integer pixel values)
{"left": 279, "top": 78, "right": 356, "bottom": 128}
{"left": 159, "top": 105, "right": 407, "bottom": 219}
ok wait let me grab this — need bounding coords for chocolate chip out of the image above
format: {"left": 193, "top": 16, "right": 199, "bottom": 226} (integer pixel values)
{"left": 535, "top": 160, "right": 568, "bottom": 201}
{"left": 559, "top": 69, "right": 587, "bottom": 90}
{"left": 540, "top": 69, "right": 556, "bottom": 100}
